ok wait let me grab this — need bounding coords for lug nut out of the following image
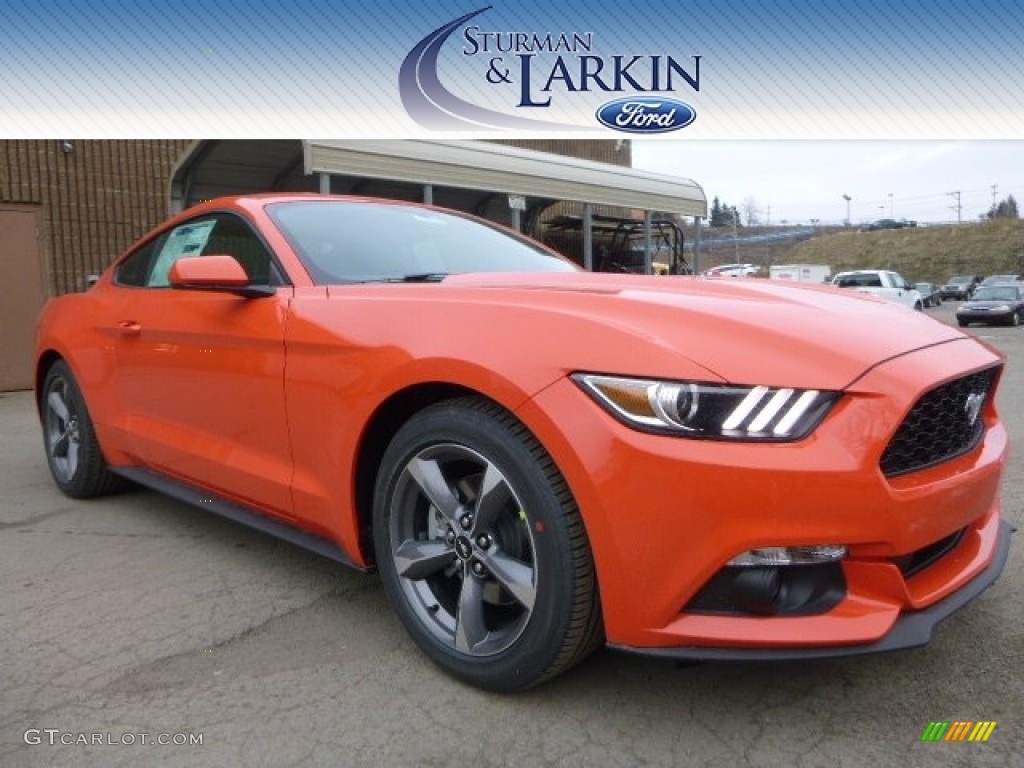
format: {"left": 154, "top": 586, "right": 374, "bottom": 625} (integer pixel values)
{"left": 471, "top": 561, "right": 486, "bottom": 576}
{"left": 475, "top": 534, "right": 492, "bottom": 550}
{"left": 445, "top": 528, "right": 456, "bottom": 546}
{"left": 459, "top": 514, "right": 474, "bottom": 531}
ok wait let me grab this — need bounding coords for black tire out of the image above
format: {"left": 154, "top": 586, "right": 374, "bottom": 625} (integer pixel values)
{"left": 914, "top": 301, "right": 924, "bottom": 311}
{"left": 1012, "top": 311, "right": 1021, "bottom": 327}
{"left": 957, "top": 319, "right": 968, "bottom": 327}
{"left": 41, "top": 360, "right": 123, "bottom": 498}
{"left": 372, "top": 397, "right": 602, "bottom": 692}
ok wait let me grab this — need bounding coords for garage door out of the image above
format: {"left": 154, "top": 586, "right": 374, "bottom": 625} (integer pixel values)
{"left": 0, "top": 206, "right": 46, "bottom": 391}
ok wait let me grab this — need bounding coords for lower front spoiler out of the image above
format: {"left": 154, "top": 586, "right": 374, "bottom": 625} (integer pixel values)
{"left": 609, "top": 520, "right": 1013, "bottom": 663}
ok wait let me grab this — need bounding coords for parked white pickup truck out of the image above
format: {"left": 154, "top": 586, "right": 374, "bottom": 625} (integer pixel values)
{"left": 831, "top": 270, "right": 924, "bottom": 310}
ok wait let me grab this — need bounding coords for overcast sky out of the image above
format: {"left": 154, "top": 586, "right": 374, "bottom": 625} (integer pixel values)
{"left": 632, "top": 141, "right": 1024, "bottom": 226}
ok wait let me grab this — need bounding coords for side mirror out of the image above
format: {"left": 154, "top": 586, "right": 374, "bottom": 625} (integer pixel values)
{"left": 168, "top": 255, "right": 275, "bottom": 298}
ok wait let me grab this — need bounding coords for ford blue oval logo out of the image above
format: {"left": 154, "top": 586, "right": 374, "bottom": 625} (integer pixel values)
{"left": 595, "top": 97, "right": 696, "bottom": 133}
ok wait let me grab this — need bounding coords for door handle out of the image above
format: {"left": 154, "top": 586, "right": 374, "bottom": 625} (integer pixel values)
{"left": 118, "top": 321, "right": 142, "bottom": 335}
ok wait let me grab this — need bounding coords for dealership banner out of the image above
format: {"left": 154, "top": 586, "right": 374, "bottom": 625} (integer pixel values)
{"left": 1, "top": 0, "right": 1022, "bottom": 138}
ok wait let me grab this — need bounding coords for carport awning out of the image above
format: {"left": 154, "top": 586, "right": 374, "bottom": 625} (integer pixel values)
{"left": 169, "top": 139, "right": 707, "bottom": 218}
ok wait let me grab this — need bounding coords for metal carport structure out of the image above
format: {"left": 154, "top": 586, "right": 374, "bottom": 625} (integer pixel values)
{"left": 169, "top": 140, "right": 707, "bottom": 272}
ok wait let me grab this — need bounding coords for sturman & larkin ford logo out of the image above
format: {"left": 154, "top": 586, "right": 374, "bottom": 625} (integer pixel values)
{"left": 399, "top": 6, "right": 700, "bottom": 132}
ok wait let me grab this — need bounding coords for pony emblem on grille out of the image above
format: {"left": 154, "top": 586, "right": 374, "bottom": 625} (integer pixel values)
{"left": 965, "top": 392, "right": 985, "bottom": 427}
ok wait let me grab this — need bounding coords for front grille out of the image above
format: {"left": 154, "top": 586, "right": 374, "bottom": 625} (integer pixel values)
{"left": 880, "top": 368, "right": 996, "bottom": 477}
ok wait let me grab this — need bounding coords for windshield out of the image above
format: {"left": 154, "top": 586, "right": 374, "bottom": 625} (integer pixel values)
{"left": 267, "top": 200, "right": 577, "bottom": 284}
{"left": 949, "top": 276, "right": 972, "bottom": 284}
{"left": 972, "top": 286, "right": 1020, "bottom": 301}
{"left": 981, "top": 275, "right": 1016, "bottom": 286}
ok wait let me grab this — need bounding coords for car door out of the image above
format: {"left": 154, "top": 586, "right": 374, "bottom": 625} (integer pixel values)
{"left": 110, "top": 212, "right": 296, "bottom": 517}
{"left": 883, "top": 271, "right": 915, "bottom": 308}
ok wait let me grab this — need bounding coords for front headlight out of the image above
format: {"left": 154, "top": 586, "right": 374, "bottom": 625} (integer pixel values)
{"left": 991, "top": 304, "right": 1011, "bottom": 312}
{"left": 573, "top": 374, "right": 838, "bottom": 441}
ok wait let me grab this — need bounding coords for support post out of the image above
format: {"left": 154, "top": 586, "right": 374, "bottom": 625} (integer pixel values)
{"left": 644, "top": 210, "right": 653, "bottom": 275}
{"left": 583, "top": 203, "right": 594, "bottom": 271}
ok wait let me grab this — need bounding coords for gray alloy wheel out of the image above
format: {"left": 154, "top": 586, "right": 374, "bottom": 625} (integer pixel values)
{"left": 44, "top": 372, "right": 82, "bottom": 485}
{"left": 372, "top": 397, "right": 602, "bottom": 691}
{"left": 388, "top": 442, "right": 537, "bottom": 657}
{"left": 41, "top": 361, "right": 123, "bottom": 498}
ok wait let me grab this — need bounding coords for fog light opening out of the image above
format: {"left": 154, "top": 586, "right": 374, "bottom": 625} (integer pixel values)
{"left": 685, "top": 556, "right": 848, "bottom": 617}
{"left": 728, "top": 544, "right": 847, "bottom": 567}
{"left": 731, "top": 567, "right": 783, "bottom": 615}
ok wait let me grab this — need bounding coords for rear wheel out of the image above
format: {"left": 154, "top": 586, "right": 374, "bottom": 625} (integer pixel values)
{"left": 1012, "top": 311, "right": 1021, "bottom": 327}
{"left": 957, "top": 319, "right": 968, "bottom": 327}
{"left": 372, "top": 398, "right": 602, "bottom": 691}
{"left": 41, "top": 360, "right": 122, "bottom": 498}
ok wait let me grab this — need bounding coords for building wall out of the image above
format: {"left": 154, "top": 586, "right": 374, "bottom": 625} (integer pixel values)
{"left": 0, "top": 140, "right": 190, "bottom": 295}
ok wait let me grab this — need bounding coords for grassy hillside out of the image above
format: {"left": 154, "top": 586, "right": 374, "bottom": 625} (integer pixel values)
{"left": 775, "top": 220, "right": 1024, "bottom": 282}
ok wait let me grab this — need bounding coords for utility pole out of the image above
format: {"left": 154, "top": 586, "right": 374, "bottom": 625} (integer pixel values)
{"left": 991, "top": 184, "right": 998, "bottom": 217}
{"left": 842, "top": 194, "right": 851, "bottom": 226}
{"left": 732, "top": 208, "right": 739, "bottom": 261}
{"left": 947, "top": 191, "right": 962, "bottom": 223}
{"left": 888, "top": 192, "right": 893, "bottom": 218}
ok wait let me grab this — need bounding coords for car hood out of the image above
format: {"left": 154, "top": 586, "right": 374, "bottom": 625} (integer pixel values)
{"left": 434, "top": 273, "right": 967, "bottom": 390}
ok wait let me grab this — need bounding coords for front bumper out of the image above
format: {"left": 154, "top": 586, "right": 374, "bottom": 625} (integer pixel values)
{"left": 610, "top": 518, "right": 1012, "bottom": 661}
{"left": 518, "top": 338, "right": 1007, "bottom": 654}
{"left": 958, "top": 308, "right": 1014, "bottom": 324}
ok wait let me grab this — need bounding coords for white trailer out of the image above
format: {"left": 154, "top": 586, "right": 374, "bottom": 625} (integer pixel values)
{"left": 769, "top": 264, "right": 831, "bottom": 283}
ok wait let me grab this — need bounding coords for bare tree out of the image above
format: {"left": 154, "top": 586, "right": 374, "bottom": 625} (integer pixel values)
{"left": 741, "top": 197, "right": 760, "bottom": 226}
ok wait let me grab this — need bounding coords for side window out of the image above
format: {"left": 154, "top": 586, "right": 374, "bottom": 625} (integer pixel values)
{"left": 114, "top": 235, "right": 166, "bottom": 287}
{"left": 148, "top": 219, "right": 217, "bottom": 287}
{"left": 116, "top": 213, "right": 285, "bottom": 289}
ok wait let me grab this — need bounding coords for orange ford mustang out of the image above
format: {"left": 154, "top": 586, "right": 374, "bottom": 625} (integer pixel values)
{"left": 35, "top": 194, "right": 1011, "bottom": 691}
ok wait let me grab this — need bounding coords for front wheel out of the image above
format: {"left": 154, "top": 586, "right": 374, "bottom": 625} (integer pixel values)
{"left": 372, "top": 398, "right": 602, "bottom": 691}
{"left": 1012, "top": 311, "right": 1021, "bottom": 327}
